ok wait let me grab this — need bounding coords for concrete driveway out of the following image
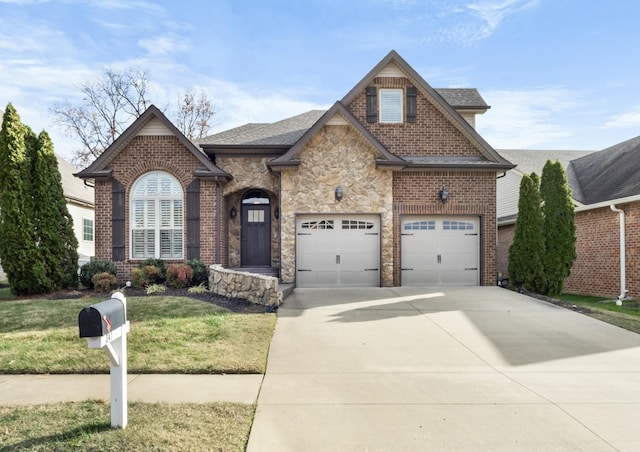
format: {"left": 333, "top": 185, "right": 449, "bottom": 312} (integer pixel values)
{"left": 247, "top": 286, "right": 640, "bottom": 451}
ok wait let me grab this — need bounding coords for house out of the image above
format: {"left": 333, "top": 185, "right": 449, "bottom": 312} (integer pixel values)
{"left": 0, "top": 154, "right": 95, "bottom": 281}
{"left": 496, "top": 149, "right": 592, "bottom": 280}
{"left": 497, "top": 136, "right": 640, "bottom": 299}
{"left": 77, "top": 50, "right": 514, "bottom": 288}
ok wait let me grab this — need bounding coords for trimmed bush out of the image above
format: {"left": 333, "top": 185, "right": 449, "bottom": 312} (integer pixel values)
{"left": 131, "top": 265, "right": 163, "bottom": 288}
{"left": 92, "top": 272, "right": 118, "bottom": 292}
{"left": 167, "top": 263, "right": 194, "bottom": 289}
{"left": 79, "top": 261, "right": 117, "bottom": 289}
{"left": 137, "top": 259, "right": 166, "bottom": 280}
{"left": 187, "top": 259, "right": 208, "bottom": 287}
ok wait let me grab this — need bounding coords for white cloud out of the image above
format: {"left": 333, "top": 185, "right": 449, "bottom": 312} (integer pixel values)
{"left": 85, "top": 0, "right": 164, "bottom": 13}
{"left": 604, "top": 106, "right": 640, "bottom": 128}
{"left": 477, "top": 87, "right": 584, "bottom": 149}
{"left": 466, "top": 0, "right": 538, "bottom": 39}
{"left": 0, "top": 0, "right": 49, "bottom": 4}
{"left": 138, "top": 34, "right": 188, "bottom": 56}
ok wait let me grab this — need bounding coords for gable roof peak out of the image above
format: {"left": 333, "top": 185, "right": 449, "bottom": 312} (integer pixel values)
{"left": 76, "top": 104, "right": 230, "bottom": 181}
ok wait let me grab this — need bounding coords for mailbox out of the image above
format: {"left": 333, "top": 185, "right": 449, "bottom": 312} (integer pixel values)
{"left": 79, "top": 298, "right": 126, "bottom": 338}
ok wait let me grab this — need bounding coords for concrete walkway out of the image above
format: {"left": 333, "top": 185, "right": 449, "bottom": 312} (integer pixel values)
{"left": 247, "top": 286, "right": 640, "bottom": 451}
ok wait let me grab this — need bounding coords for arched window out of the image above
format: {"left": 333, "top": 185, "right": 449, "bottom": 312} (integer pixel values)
{"left": 130, "top": 171, "right": 183, "bottom": 259}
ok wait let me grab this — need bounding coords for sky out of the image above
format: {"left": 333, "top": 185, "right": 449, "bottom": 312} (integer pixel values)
{"left": 1, "top": 0, "right": 640, "bottom": 164}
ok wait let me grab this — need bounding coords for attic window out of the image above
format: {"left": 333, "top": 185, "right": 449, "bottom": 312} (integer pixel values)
{"left": 379, "top": 89, "right": 403, "bottom": 123}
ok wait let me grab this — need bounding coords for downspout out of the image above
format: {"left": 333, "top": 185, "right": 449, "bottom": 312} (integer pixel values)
{"left": 610, "top": 204, "right": 627, "bottom": 304}
{"left": 216, "top": 182, "right": 221, "bottom": 265}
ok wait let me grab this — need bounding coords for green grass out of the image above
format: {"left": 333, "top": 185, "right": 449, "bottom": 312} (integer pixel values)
{"left": 0, "top": 292, "right": 276, "bottom": 450}
{"left": 0, "top": 295, "right": 276, "bottom": 374}
{"left": 0, "top": 286, "right": 13, "bottom": 301}
{"left": 0, "top": 401, "right": 254, "bottom": 451}
{"left": 555, "top": 293, "right": 640, "bottom": 334}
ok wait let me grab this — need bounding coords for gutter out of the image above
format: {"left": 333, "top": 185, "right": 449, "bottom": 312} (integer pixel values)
{"left": 610, "top": 204, "right": 628, "bottom": 303}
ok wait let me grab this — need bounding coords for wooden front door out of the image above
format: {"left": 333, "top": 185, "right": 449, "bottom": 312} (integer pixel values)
{"left": 241, "top": 204, "right": 271, "bottom": 266}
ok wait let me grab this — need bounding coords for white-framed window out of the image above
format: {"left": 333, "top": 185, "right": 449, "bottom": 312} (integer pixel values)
{"left": 83, "top": 218, "right": 94, "bottom": 241}
{"left": 379, "top": 88, "right": 403, "bottom": 123}
{"left": 130, "top": 171, "right": 183, "bottom": 259}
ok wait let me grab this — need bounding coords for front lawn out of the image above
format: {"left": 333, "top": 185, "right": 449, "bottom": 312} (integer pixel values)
{"left": 554, "top": 293, "right": 640, "bottom": 334}
{"left": 0, "top": 294, "right": 276, "bottom": 374}
{"left": 0, "top": 292, "right": 276, "bottom": 450}
{"left": 0, "top": 401, "right": 254, "bottom": 451}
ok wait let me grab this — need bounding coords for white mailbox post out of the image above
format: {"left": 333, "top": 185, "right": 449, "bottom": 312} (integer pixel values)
{"left": 78, "top": 291, "right": 130, "bottom": 428}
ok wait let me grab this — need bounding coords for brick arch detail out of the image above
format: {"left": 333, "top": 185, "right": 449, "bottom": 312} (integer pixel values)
{"left": 122, "top": 160, "right": 192, "bottom": 192}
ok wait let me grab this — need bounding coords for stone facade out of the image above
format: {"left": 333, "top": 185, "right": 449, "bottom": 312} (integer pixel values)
{"left": 216, "top": 157, "right": 280, "bottom": 268}
{"left": 279, "top": 125, "right": 394, "bottom": 285}
{"left": 209, "top": 265, "right": 282, "bottom": 306}
{"left": 82, "top": 52, "right": 507, "bottom": 290}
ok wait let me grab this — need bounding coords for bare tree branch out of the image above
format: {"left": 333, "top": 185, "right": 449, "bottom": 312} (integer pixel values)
{"left": 50, "top": 68, "right": 152, "bottom": 168}
{"left": 174, "top": 88, "right": 216, "bottom": 141}
{"left": 50, "top": 68, "right": 216, "bottom": 168}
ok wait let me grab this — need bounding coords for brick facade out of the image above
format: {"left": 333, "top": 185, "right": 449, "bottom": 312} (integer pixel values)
{"left": 393, "top": 171, "right": 497, "bottom": 286}
{"left": 498, "top": 200, "right": 640, "bottom": 299}
{"left": 85, "top": 52, "right": 505, "bottom": 289}
{"left": 347, "top": 77, "right": 483, "bottom": 158}
{"left": 94, "top": 135, "right": 218, "bottom": 281}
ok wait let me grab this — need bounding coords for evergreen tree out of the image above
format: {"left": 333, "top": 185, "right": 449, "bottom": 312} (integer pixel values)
{"left": 540, "top": 160, "right": 576, "bottom": 296}
{"left": 508, "top": 173, "right": 545, "bottom": 292}
{"left": 0, "top": 104, "right": 50, "bottom": 294}
{"left": 31, "top": 131, "right": 79, "bottom": 289}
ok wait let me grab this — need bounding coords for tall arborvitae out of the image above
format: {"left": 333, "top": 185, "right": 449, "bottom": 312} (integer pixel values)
{"left": 31, "top": 131, "right": 79, "bottom": 289}
{"left": 508, "top": 173, "right": 546, "bottom": 292}
{"left": 0, "top": 104, "right": 50, "bottom": 294}
{"left": 540, "top": 160, "right": 576, "bottom": 296}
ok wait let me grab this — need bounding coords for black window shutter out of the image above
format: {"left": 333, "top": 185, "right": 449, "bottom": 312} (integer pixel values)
{"left": 366, "top": 87, "right": 377, "bottom": 123}
{"left": 112, "top": 179, "right": 125, "bottom": 261}
{"left": 406, "top": 86, "right": 417, "bottom": 123}
{"left": 186, "top": 179, "right": 200, "bottom": 260}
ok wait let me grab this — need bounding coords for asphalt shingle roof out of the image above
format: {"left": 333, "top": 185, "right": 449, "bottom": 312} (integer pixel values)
{"left": 497, "top": 149, "right": 594, "bottom": 205}
{"left": 569, "top": 135, "right": 640, "bottom": 204}
{"left": 198, "top": 110, "right": 326, "bottom": 146}
{"left": 57, "top": 154, "right": 94, "bottom": 205}
{"left": 435, "top": 88, "right": 488, "bottom": 109}
{"left": 199, "top": 89, "right": 488, "bottom": 147}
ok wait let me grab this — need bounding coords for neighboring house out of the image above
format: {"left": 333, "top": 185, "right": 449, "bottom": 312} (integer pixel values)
{"left": 57, "top": 154, "right": 96, "bottom": 266}
{"left": 497, "top": 136, "right": 640, "bottom": 299}
{"left": 0, "top": 154, "right": 95, "bottom": 281}
{"left": 77, "top": 50, "right": 514, "bottom": 288}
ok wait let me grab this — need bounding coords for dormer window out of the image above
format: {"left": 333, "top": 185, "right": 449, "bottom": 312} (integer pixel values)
{"left": 379, "top": 89, "right": 403, "bottom": 123}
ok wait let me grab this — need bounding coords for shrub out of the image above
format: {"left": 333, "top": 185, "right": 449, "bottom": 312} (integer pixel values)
{"left": 131, "top": 265, "right": 163, "bottom": 289}
{"left": 187, "top": 259, "right": 208, "bottom": 287}
{"left": 79, "top": 261, "right": 117, "bottom": 289}
{"left": 137, "top": 259, "right": 166, "bottom": 280}
{"left": 166, "top": 263, "right": 194, "bottom": 289}
{"left": 92, "top": 272, "right": 118, "bottom": 292}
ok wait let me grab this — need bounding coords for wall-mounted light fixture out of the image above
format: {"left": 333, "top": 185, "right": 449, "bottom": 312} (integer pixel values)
{"left": 335, "top": 186, "right": 344, "bottom": 202}
{"left": 230, "top": 206, "right": 237, "bottom": 219}
{"left": 439, "top": 186, "right": 449, "bottom": 203}
{"left": 274, "top": 207, "right": 280, "bottom": 219}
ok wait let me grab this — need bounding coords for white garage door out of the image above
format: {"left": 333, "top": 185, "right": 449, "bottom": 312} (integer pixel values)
{"left": 296, "top": 215, "right": 380, "bottom": 288}
{"left": 401, "top": 216, "right": 479, "bottom": 286}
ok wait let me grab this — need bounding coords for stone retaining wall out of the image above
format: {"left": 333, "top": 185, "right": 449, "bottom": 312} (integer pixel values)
{"left": 209, "top": 265, "right": 282, "bottom": 307}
